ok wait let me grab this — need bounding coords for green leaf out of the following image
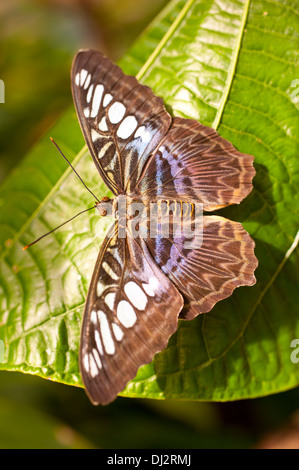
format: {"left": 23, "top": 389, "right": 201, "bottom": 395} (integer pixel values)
{"left": 0, "top": 0, "right": 298, "bottom": 402}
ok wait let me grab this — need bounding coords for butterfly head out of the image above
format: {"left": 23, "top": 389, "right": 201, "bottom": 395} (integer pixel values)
{"left": 95, "top": 196, "right": 114, "bottom": 217}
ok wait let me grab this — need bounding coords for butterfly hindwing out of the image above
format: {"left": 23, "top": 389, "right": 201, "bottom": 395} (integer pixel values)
{"left": 146, "top": 211, "right": 258, "bottom": 320}
{"left": 71, "top": 50, "right": 171, "bottom": 195}
{"left": 80, "top": 222, "right": 183, "bottom": 405}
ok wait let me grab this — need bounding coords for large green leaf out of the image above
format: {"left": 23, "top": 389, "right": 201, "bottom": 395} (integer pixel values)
{"left": 0, "top": 0, "right": 298, "bottom": 401}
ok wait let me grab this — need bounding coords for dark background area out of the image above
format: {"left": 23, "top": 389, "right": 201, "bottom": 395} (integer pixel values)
{"left": 0, "top": 0, "right": 298, "bottom": 449}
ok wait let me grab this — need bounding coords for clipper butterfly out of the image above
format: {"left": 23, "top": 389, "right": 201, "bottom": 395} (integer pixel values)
{"left": 71, "top": 50, "right": 258, "bottom": 405}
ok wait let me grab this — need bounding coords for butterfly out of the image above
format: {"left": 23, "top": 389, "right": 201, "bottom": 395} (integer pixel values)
{"left": 71, "top": 49, "right": 258, "bottom": 405}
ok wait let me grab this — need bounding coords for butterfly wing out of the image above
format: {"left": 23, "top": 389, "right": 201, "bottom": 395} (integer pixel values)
{"left": 80, "top": 222, "right": 183, "bottom": 405}
{"left": 71, "top": 49, "right": 171, "bottom": 195}
{"left": 136, "top": 117, "right": 255, "bottom": 210}
{"left": 146, "top": 212, "right": 258, "bottom": 320}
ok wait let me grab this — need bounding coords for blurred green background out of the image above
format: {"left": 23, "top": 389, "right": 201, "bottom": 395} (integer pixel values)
{"left": 0, "top": 0, "right": 298, "bottom": 449}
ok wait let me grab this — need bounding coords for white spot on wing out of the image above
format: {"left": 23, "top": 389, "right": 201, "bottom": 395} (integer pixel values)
{"left": 108, "top": 101, "right": 126, "bottom": 124}
{"left": 134, "top": 125, "right": 152, "bottom": 143}
{"left": 141, "top": 277, "right": 159, "bottom": 297}
{"left": 149, "top": 277, "right": 159, "bottom": 290}
{"left": 97, "top": 310, "right": 115, "bottom": 355}
{"left": 86, "top": 84, "right": 94, "bottom": 103}
{"left": 84, "top": 73, "right": 91, "bottom": 90}
{"left": 103, "top": 93, "right": 113, "bottom": 107}
{"left": 117, "top": 301, "right": 137, "bottom": 328}
{"left": 79, "top": 69, "right": 88, "bottom": 86}
{"left": 141, "top": 129, "right": 152, "bottom": 143}
{"left": 99, "top": 116, "right": 108, "bottom": 132}
{"left": 83, "top": 353, "right": 90, "bottom": 372}
{"left": 124, "top": 281, "right": 147, "bottom": 310}
{"left": 134, "top": 126, "right": 145, "bottom": 138}
{"left": 91, "top": 128, "right": 101, "bottom": 142}
{"left": 117, "top": 115, "right": 138, "bottom": 139}
{"left": 89, "top": 354, "right": 98, "bottom": 377}
{"left": 91, "top": 84, "right": 104, "bottom": 118}
{"left": 97, "top": 280, "right": 105, "bottom": 297}
{"left": 112, "top": 323, "right": 124, "bottom": 341}
{"left": 92, "top": 348, "right": 102, "bottom": 369}
{"left": 98, "top": 141, "right": 113, "bottom": 159}
{"left": 95, "top": 330, "right": 104, "bottom": 355}
{"left": 159, "top": 145, "right": 166, "bottom": 157}
{"left": 102, "top": 261, "right": 118, "bottom": 280}
{"left": 142, "top": 283, "right": 155, "bottom": 297}
{"left": 91, "top": 309, "right": 98, "bottom": 324}
{"left": 105, "top": 292, "right": 116, "bottom": 310}
{"left": 84, "top": 107, "right": 90, "bottom": 118}
{"left": 75, "top": 72, "right": 80, "bottom": 86}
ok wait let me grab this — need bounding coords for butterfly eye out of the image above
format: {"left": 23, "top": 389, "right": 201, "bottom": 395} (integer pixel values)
{"left": 95, "top": 202, "right": 109, "bottom": 217}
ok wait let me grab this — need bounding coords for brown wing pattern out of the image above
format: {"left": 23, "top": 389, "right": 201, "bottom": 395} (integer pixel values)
{"left": 136, "top": 117, "right": 255, "bottom": 211}
{"left": 146, "top": 213, "right": 258, "bottom": 320}
{"left": 70, "top": 49, "right": 258, "bottom": 405}
{"left": 71, "top": 49, "right": 171, "bottom": 195}
{"left": 80, "top": 222, "right": 183, "bottom": 405}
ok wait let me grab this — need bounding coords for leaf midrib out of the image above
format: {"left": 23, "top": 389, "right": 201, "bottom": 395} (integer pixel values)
{"left": 136, "top": 0, "right": 198, "bottom": 82}
{"left": 213, "top": 0, "right": 251, "bottom": 129}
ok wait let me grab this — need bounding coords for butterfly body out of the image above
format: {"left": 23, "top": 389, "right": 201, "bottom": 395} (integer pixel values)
{"left": 71, "top": 49, "right": 258, "bottom": 405}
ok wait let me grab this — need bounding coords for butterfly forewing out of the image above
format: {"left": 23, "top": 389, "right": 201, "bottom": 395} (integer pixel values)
{"left": 80, "top": 222, "right": 183, "bottom": 405}
{"left": 71, "top": 50, "right": 171, "bottom": 195}
{"left": 136, "top": 117, "right": 255, "bottom": 210}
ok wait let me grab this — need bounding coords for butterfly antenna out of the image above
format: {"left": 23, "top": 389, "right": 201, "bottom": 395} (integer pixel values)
{"left": 23, "top": 205, "right": 96, "bottom": 250}
{"left": 50, "top": 137, "right": 100, "bottom": 203}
